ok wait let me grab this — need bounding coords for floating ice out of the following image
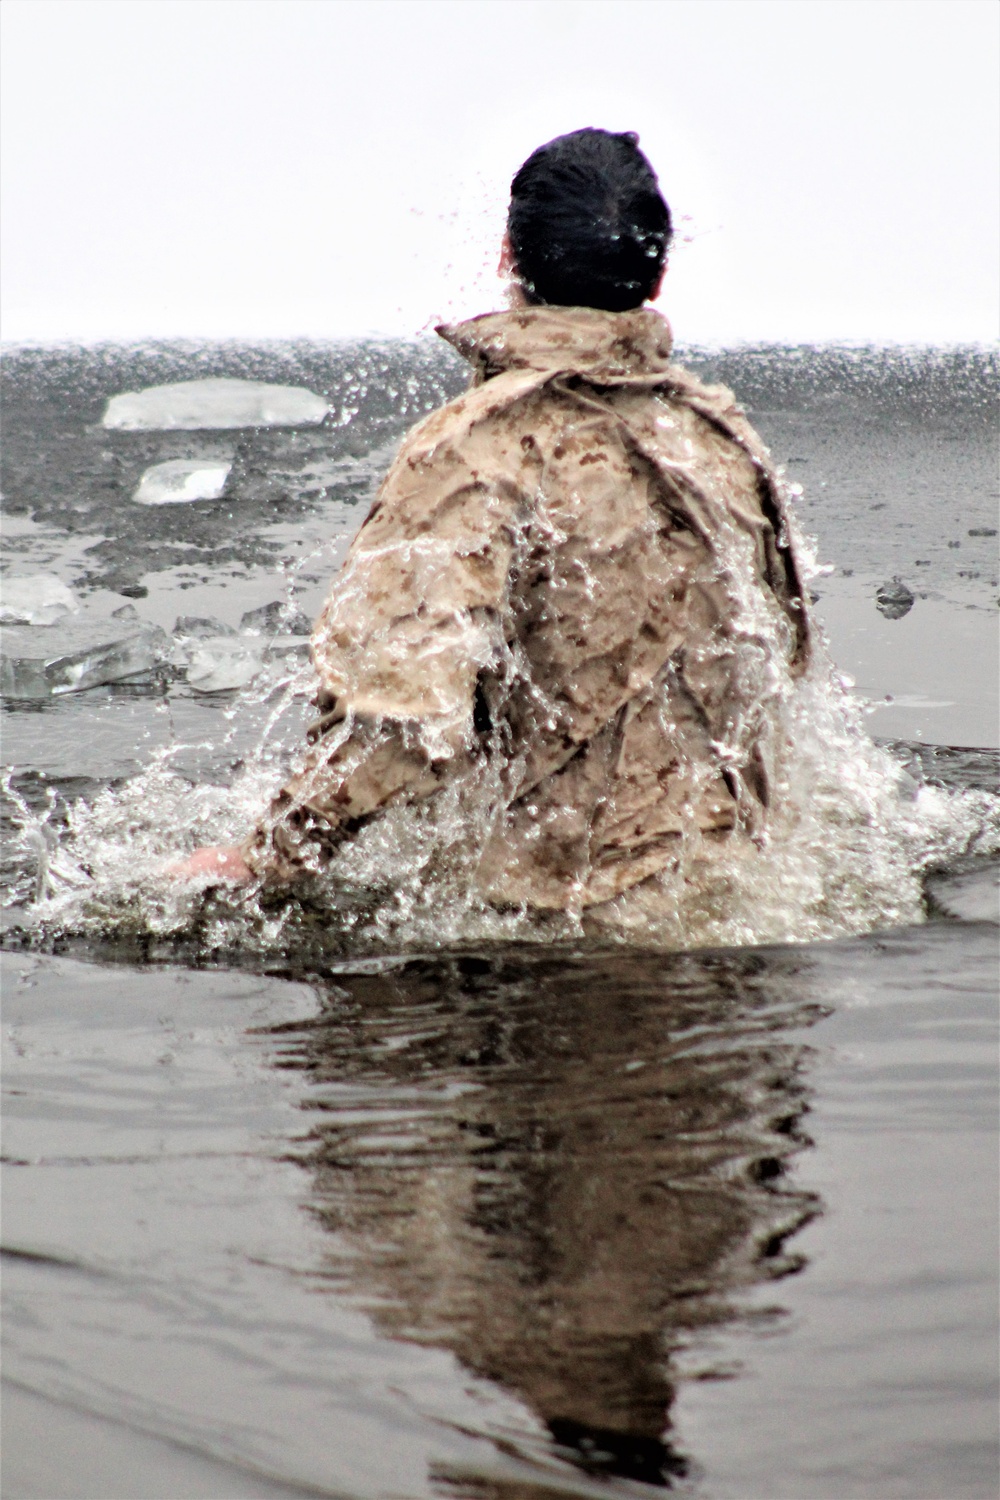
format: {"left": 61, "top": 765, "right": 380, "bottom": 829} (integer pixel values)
{"left": 185, "top": 637, "right": 263, "bottom": 694}
{"left": 0, "top": 576, "right": 80, "bottom": 627}
{"left": 1, "top": 618, "right": 170, "bottom": 699}
{"left": 133, "top": 460, "right": 231, "bottom": 505}
{"left": 927, "top": 861, "right": 999, "bottom": 922}
{"left": 173, "top": 615, "right": 235, "bottom": 639}
{"left": 103, "top": 378, "right": 329, "bottom": 431}
{"left": 875, "top": 577, "right": 915, "bottom": 619}
{"left": 240, "top": 600, "right": 314, "bottom": 636}
{"left": 265, "top": 635, "right": 311, "bottom": 659}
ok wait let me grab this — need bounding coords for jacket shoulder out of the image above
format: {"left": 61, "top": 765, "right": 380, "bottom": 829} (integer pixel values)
{"left": 657, "top": 362, "right": 745, "bottom": 419}
{"left": 655, "top": 362, "right": 780, "bottom": 472}
{"left": 349, "top": 372, "right": 544, "bottom": 544}
{"left": 392, "top": 368, "right": 550, "bottom": 468}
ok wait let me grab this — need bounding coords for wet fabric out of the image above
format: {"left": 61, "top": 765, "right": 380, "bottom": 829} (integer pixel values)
{"left": 244, "top": 306, "right": 811, "bottom": 909}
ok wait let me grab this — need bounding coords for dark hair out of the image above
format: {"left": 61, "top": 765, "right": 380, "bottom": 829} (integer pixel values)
{"left": 507, "top": 128, "right": 672, "bottom": 312}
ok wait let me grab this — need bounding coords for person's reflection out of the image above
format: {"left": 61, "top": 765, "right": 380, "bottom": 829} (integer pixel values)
{"left": 270, "top": 946, "right": 820, "bottom": 1486}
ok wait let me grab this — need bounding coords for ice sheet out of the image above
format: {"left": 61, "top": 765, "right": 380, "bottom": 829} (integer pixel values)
{"left": 133, "top": 460, "right": 231, "bottom": 505}
{"left": 104, "top": 378, "right": 329, "bottom": 431}
{"left": 0, "top": 576, "right": 80, "bottom": 626}
{"left": 1, "top": 618, "right": 170, "bottom": 699}
{"left": 184, "top": 637, "right": 263, "bottom": 693}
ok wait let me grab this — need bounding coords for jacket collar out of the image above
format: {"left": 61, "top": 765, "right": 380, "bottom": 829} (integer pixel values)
{"left": 437, "top": 305, "right": 674, "bottom": 385}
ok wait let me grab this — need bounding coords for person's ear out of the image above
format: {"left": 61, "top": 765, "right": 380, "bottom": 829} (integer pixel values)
{"left": 498, "top": 232, "right": 516, "bottom": 278}
{"left": 649, "top": 262, "right": 667, "bottom": 302}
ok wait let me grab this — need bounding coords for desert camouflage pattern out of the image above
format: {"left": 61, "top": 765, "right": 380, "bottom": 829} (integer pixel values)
{"left": 244, "top": 305, "right": 810, "bottom": 909}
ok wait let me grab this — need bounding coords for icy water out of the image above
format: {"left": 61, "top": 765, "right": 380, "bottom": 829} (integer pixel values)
{"left": 1, "top": 340, "right": 998, "bottom": 1498}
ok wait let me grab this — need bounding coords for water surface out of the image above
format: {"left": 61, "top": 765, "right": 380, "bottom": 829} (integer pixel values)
{"left": 1, "top": 341, "right": 997, "bottom": 1497}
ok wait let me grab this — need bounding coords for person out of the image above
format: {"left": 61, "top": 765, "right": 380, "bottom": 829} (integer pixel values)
{"left": 176, "top": 128, "right": 810, "bottom": 918}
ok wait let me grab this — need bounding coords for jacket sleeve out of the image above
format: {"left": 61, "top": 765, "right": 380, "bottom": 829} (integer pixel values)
{"left": 242, "top": 421, "right": 519, "bottom": 882}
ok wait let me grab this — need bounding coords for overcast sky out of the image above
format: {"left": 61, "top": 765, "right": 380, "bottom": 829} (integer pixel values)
{"left": 2, "top": 0, "right": 997, "bottom": 345}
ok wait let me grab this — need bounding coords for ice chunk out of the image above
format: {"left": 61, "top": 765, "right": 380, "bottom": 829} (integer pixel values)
{"left": 264, "top": 635, "right": 312, "bottom": 660}
{"left": 1, "top": 576, "right": 80, "bottom": 627}
{"left": 133, "top": 460, "right": 231, "bottom": 505}
{"left": 240, "top": 600, "right": 314, "bottom": 636}
{"left": 103, "top": 378, "right": 329, "bottom": 431}
{"left": 926, "top": 862, "right": 999, "bottom": 923}
{"left": 173, "top": 615, "right": 235, "bottom": 639}
{"left": 1, "top": 618, "right": 170, "bottom": 699}
{"left": 875, "top": 577, "right": 915, "bottom": 620}
{"left": 185, "top": 637, "right": 263, "bottom": 693}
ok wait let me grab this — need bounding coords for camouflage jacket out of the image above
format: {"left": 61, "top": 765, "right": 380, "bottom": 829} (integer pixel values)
{"left": 244, "top": 306, "right": 810, "bottom": 909}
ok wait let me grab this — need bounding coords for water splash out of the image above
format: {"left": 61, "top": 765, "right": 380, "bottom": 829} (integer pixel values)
{"left": 4, "top": 515, "right": 995, "bottom": 962}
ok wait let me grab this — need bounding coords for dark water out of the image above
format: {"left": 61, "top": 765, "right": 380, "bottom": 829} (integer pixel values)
{"left": 1, "top": 341, "right": 998, "bottom": 1498}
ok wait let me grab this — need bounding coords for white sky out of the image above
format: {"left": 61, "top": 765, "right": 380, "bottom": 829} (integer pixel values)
{"left": 2, "top": 0, "right": 997, "bottom": 345}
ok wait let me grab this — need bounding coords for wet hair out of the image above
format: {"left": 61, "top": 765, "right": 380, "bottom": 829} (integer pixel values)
{"left": 507, "top": 128, "right": 672, "bottom": 312}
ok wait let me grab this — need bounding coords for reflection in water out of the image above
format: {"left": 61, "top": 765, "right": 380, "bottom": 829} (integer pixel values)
{"left": 267, "top": 946, "right": 824, "bottom": 1488}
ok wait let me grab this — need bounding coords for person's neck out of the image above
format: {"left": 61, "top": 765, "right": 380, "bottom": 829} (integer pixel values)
{"left": 503, "top": 279, "right": 531, "bottom": 310}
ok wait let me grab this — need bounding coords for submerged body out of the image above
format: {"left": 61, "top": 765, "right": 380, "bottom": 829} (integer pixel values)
{"left": 243, "top": 306, "right": 811, "bottom": 913}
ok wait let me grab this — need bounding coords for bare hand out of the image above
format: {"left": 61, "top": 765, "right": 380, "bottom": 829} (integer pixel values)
{"left": 163, "top": 845, "right": 253, "bottom": 885}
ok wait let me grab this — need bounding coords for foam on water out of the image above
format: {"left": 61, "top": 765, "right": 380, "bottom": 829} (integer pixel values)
{"left": 3, "top": 517, "right": 996, "bottom": 962}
